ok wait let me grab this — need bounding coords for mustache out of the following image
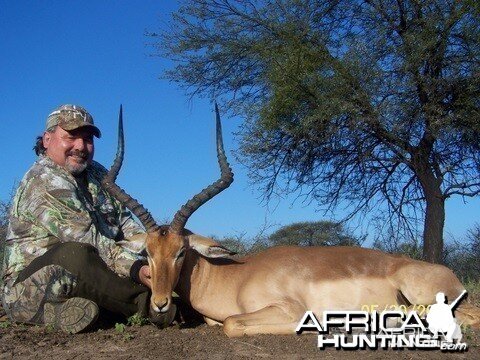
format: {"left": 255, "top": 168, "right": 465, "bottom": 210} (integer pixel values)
{"left": 67, "top": 150, "right": 89, "bottom": 160}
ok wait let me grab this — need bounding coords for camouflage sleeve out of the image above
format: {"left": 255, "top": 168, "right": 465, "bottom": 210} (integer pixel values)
{"left": 92, "top": 161, "right": 146, "bottom": 253}
{"left": 116, "top": 208, "right": 148, "bottom": 255}
{"left": 118, "top": 208, "right": 145, "bottom": 239}
{"left": 17, "top": 178, "right": 141, "bottom": 277}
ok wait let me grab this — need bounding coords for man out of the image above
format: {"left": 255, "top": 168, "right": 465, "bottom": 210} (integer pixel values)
{"left": 1, "top": 104, "right": 173, "bottom": 333}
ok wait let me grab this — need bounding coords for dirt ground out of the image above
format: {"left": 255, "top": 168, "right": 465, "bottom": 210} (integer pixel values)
{"left": 1, "top": 312, "right": 479, "bottom": 360}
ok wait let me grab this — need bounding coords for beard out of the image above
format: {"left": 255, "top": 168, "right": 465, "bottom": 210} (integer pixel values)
{"left": 65, "top": 150, "right": 90, "bottom": 175}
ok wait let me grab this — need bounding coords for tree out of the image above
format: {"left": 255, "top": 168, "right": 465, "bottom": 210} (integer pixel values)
{"left": 156, "top": 0, "right": 480, "bottom": 263}
{"left": 0, "top": 199, "right": 9, "bottom": 244}
{"left": 217, "top": 235, "right": 249, "bottom": 256}
{"left": 0, "top": 197, "right": 12, "bottom": 286}
{"left": 372, "top": 231, "right": 424, "bottom": 260}
{"left": 0, "top": 185, "right": 15, "bottom": 277}
{"left": 267, "top": 221, "right": 363, "bottom": 247}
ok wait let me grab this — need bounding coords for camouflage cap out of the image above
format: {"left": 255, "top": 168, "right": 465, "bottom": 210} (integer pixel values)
{"left": 46, "top": 104, "right": 101, "bottom": 138}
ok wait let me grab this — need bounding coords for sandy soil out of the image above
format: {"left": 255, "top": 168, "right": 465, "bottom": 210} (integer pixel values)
{"left": 1, "top": 313, "right": 478, "bottom": 360}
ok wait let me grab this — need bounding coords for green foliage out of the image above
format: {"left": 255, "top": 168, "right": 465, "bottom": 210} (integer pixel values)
{"left": 0, "top": 186, "right": 17, "bottom": 307}
{"left": 114, "top": 321, "right": 136, "bottom": 341}
{"left": 218, "top": 237, "right": 248, "bottom": 256}
{"left": 267, "top": 221, "right": 363, "bottom": 247}
{"left": 44, "top": 323, "right": 55, "bottom": 333}
{"left": 0, "top": 189, "right": 14, "bottom": 289}
{"left": 114, "top": 322, "right": 126, "bottom": 333}
{"left": 0, "top": 320, "right": 11, "bottom": 329}
{"left": 0, "top": 200, "right": 9, "bottom": 242}
{"left": 0, "top": 198, "right": 11, "bottom": 260}
{"left": 157, "top": 0, "right": 480, "bottom": 263}
{"left": 463, "top": 279, "right": 480, "bottom": 306}
{"left": 217, "top": 220, "right": 363, "bottom": 255}
{"left": 122, "top": 333, "right": 135, "bottom": 341}
{"left": 444, "top": 225, "right": 480, "bottom": 281}
{"left": 373, "top": 236, "right": 424, "bottom": 261}
{"left": 247, "top": 238, "right": 270, "bottom": 254}
{"left": 127, "top": 313, "right": 149, "bottom": 326}
{"left": 373, "top": 223, "right": 480, "bottom": 281}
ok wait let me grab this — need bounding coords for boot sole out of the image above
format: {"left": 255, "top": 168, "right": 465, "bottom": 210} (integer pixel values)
{"left": 44, "top": 297, "right": 99, "bottom": 334}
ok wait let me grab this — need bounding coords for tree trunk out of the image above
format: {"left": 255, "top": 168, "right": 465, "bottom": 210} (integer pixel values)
{"left": 421, "top": 181, "right": 445, "bottom": 264}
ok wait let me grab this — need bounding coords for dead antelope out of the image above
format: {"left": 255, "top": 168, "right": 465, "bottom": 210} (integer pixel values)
{"left": 102, "top": 105, "right": 480, "bottom": 337}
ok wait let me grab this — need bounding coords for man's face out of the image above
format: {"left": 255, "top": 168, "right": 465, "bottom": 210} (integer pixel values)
{"left": 43, "top": 126, "right": 95, "bottom": 175}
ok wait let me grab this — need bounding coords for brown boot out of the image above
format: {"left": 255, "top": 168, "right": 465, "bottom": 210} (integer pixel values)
{"left": 44, "top": 297, "right": 99, "bottom": 334}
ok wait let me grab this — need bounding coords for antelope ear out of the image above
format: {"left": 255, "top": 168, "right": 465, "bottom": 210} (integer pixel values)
{"left": 187, "top": 234, "right": 237, "bottom": 258}
{"left": 117, "top": 233, "right": 147, "bottom": 253}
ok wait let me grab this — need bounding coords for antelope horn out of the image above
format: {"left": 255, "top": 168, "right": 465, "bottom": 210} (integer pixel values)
{"left": 102, "top": 105, "right": 160, "bottom": 233}
{"left": 170, "top": 102, "right": 234, "bottom": 234}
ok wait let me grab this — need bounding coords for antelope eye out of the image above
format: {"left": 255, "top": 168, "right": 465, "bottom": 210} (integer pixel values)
{"left": 177, "top": 249, "right": 186, "bottom": 259}
{"left": 161, "top": 229, "right": 168, "bottom": 236}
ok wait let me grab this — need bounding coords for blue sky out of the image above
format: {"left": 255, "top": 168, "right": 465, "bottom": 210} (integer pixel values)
{"left": 0, "top": 1, "right": 478, "bottom": 244}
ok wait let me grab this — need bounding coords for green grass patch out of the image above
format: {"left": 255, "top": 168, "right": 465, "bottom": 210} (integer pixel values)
{"left": 0, "top": 320, "right": 11, "bottom": 329}
{"left": 464, "top": 279, "right": 480, "bottom": 306}
{"left": 127, "top": 313, "right": 149, "bottom": 326}
{"left": 114, "top": 322, "right": 126, "bottom": 333}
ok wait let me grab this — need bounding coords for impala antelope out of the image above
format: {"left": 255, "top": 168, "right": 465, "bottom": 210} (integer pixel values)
{"left": 102, "top": 105, "right": 480, "bottom": 337}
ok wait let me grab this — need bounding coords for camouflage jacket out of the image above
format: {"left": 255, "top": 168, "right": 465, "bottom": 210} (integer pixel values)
{"left": 2, "top": 155, "right": 145, "bottom": 289}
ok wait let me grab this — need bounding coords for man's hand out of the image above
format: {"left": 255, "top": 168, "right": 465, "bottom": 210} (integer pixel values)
{"left": 138, "top": 265, "right": 151, "bottom": 288}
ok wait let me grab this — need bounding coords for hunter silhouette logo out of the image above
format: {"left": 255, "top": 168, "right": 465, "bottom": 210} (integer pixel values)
{"left": 426, "top": 290, "right": 466, "bottom": 343}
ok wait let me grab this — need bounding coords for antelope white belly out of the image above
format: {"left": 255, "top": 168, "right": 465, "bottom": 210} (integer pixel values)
{"left": 305, "top": 277, "right": 399, "bottom": 313}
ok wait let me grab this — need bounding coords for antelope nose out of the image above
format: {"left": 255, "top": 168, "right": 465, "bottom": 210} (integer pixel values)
{"left": 152, "top": 298, "right": 170, "bottom": 313}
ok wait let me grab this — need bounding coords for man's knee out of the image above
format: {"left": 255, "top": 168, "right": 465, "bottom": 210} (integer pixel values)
{"left": 47, "top": 242, "right": 98, "bottom": 266}
{"left": 52, "top": 242, "right": 97, "bottom": 256}
{"left": 18, "top": 242, "right": 100, "bottom": 281}
{"left": 14, "top": 242, "right": 98, "bottom": 285}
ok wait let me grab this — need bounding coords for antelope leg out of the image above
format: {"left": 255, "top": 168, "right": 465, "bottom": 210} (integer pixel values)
{"left": 204, "top": 316, "right": 223, "bottom": 327}
{"left": 223, "top": 303, "right": 304, "bottom": 337}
